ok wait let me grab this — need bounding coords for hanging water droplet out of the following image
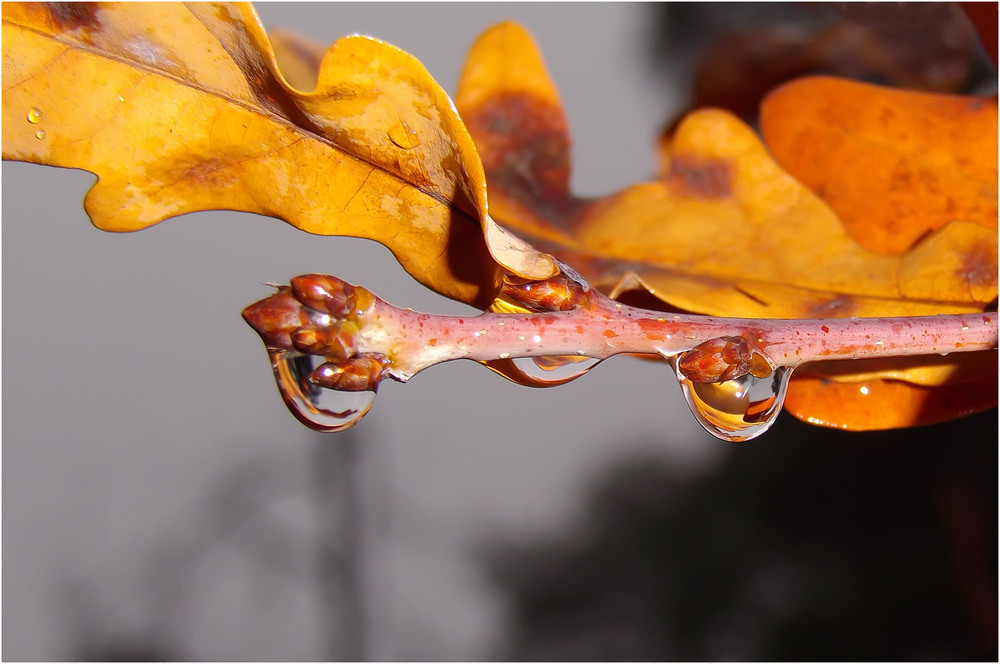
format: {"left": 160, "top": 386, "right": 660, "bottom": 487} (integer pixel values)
{"left": 35, "top": 130, "right": 46, "bottom": 140}
{"left": 27, "top": 108, "right": 41, "bottom": 123}
{"left": 387, "top": 120, "right": 420, "bottom": 149}
{"left": 482, "top": 354, "right": 601, "bottom": 387}
{"left": 269, "top": 351, "right": 375, "bottom": 432}
{"left": 669, "top": 356, "right": 792, "bottom": 442}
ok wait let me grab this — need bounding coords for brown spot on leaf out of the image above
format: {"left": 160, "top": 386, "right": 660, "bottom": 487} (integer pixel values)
{"left": 666, "top": 156, "right": 732, "bottom": 198}
{"left": 464, "top": 93, "right": 589, "bottom": 228}
{"left": 806, "top": 294, "right": 856, "bottom": 318}
{"left": 181, "top": 159, "right": 238, "bottom": 189}
{"left": 959, "top": 242, "right": 999, "bottom": 301}
{"left": 46, "top": 2, "right": 101, "bottom": 33}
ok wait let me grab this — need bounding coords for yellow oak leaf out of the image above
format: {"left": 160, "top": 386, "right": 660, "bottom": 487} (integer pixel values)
{"left": 2, "top": 2, "right": 557, "bottom": 308}
{"left": 760, "top": 76, "right": 998, "bottom": 256}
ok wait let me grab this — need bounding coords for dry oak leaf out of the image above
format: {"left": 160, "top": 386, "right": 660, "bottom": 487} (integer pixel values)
{"left": 454, "top": 22, "right": 997, "bottom": 430}
{"left": 758, "top": 75, "right": 998, "bottom": 428}
{"left": 1, "top": 2, "right": 557, "bottom": 308}
{"left": 455, "top": 23, "right": 996, "bottom": 321}
{"left": 760, "top": 75, "right": 998, "bottom": 256}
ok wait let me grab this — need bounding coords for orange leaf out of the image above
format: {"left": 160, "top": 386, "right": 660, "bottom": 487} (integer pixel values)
{"left": 1, "top": 2, "right": 557, "bottom": 307}
{"left": 760, "top": 76, "right": 998, "bottom": 255}
{"left": 785, "top": 365, "right": 998, "bottom": 431}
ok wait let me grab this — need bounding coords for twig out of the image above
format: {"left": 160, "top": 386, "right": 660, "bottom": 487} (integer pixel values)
{"left": 243, "top": 271, "right": 997, "bottom": 388}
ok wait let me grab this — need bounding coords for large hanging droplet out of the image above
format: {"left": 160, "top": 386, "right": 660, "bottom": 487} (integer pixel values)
{"left": 482, "top": 355, "right": 601, "bottom": 387}
{"left": 670, "top": 356, "right": 793, "bottom": 442}
{"left": 269, "top": 351, "right": 375, "bottom": 432}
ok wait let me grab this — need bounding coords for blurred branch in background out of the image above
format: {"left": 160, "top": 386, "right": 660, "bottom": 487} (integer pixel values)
{"left": 479, "top": 409, "right": 997, "bottom": 661}
{"left": 55, "top": 432, "right": 378, "bottom": 661}
{"left": 648, "top": 2, "right": 996, "bottom": 130}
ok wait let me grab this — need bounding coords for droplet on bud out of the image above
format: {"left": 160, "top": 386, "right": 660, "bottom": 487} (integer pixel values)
{"left": 669, "top": 356, "right": 792, "bottom": 442}
{"left": 482, "top": 355, "right": 601, "bottom": 387}
{"left": 269, "top": 351, "right": 375, "bottom": 432}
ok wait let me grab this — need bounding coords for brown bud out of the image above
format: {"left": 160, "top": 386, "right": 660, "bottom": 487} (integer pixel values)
{"left": 242, "top": 288, "right": 311, "bottom": 350}
{"left": 502, "top": 273, "right": 589, "bottom": 311}
{"left": 678, "top": 335, "right": 752, "bottom": 383}
{"left": 309, "top": 354, "right": 390, "bottom": 392}
{"left": 290, "top": 323, "right": 358, "bottom": 361}
{"left": 291, "top": 274, "right": 357, "bottom": 316}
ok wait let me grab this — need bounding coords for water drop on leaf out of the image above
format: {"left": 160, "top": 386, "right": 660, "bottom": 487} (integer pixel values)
{"left": 387, "top": 120, "right": 420, "bottom": 149}
{"left": 482, "top": 355, "right": 601, "bottom": 387}
{"left": 669, "top": 356, "right": 792, "bottom": 442}
{"left": 27, "top": 108, "right": 41, "bottom": 123}
{"left": 269, "top": 351, "right": 375, "bottom": 432}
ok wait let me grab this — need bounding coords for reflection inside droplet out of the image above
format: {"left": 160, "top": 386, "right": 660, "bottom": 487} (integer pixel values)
{"left": 387, "top": 120, "right": 420, "bottom": 149}
{"left": 482, "top": 354, "right": 601, "bottom": 387}
{"left": 670, "top": 356, "right": 792, "bottom": 442}
{"left": 269, "top": 351, "right": 375, "bottom": 432}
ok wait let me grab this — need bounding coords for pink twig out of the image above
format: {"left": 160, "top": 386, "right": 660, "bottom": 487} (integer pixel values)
{"left": 243, "top": 272, "right": 997, "bottom": 387}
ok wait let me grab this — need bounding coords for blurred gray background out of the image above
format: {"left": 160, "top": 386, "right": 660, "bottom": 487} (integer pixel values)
{"left": 4, "top": 3, "right": 996, "bottom": 660}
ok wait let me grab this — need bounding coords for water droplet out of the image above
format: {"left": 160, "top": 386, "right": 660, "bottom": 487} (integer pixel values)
{"left": 670, "top": 356, "right": 793, "bottom": 442}
{"left": 483, "top": 280, "right": 600, "bottom": 386}
{"left": 269, "top": 351, "right": 374, "bottom": 432}
{"left": 387, "top": 120, "right": 420, "bottom": 149}
{"left": 482, "top": 355, "right": 601, "bottom": 387}
{"left": 35, "top": 130, "right": 46, "bottom": 140}
{"left": 27, "top": 108, "right": 41, "bottom": 123}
